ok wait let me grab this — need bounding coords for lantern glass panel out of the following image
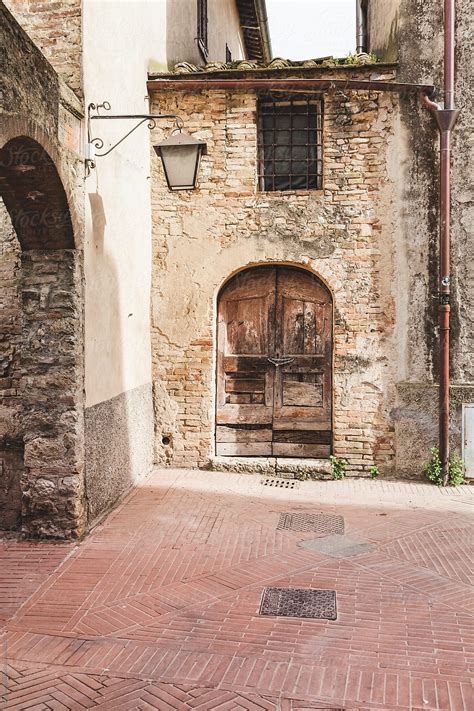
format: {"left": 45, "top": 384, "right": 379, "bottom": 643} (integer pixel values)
{"left": 160, "top": 144, "right": 201, "bottom": 190}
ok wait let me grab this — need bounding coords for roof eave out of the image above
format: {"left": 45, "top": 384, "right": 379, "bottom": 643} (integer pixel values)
{"left": 236, "top": 0, "right": 272, "bottom": 63}
{"left": 147, "top": 75, "right": 436, "bottom": 98}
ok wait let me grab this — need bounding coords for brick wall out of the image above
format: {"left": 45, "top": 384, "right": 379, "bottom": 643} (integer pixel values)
{"left": 21, "top": 250, "right": 85, "bottom": 538}
{"left": 4, "top": 0, "right": 82, "bottom": 96}
{"left": 1, "top": 5, "right": 86, "bottom": 537}
{"left": 150, "top": 74, "right": 401, "bottom": 475}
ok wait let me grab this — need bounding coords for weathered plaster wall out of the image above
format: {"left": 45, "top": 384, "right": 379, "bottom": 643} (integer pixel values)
{"left": 367, "top": 0, "right": 401, "bottom": 62}
{"left": 369, "top": 0, "right": 474, "bottom": 473}
{"left": 150, "top": 72, "right": 404, "bottom": 474}
{"left": 3, "top": 0, "right": 82, "bottom": 96}
{"left": 165, "top": 0, "right": 246, "bottom": 69}
{"left": 81, "top": 0, "right": 171, "bottom": 516}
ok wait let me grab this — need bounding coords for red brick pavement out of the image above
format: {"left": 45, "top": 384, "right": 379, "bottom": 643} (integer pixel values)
{"left": 1, "top": 470, "right": 473, "bottom": 709}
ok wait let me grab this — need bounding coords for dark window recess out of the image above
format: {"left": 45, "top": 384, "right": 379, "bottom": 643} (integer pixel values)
{"left": 226, "top": 43, "right": 232, "bottom": 63}
{"left": 197, "top": 0, "right": 208, "bottom": 58}
{"left": 257, "top": 96, "right": 323, "bottom": 192}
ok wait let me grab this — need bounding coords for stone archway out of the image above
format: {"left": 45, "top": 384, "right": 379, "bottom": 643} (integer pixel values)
{"left": 216, "top": 265, "right": 333, "bottom": 458}
{"left": 0, "top": 136, "right": 85, "bottom": 538}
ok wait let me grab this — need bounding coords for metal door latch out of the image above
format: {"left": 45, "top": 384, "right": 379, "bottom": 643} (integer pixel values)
{"left": 267, "top": 357, "right": 295, "bottom": 367}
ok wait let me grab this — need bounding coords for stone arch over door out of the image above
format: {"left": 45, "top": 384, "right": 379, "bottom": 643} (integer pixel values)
{"left": 216, "top": 265, "right": 333, "bottom": 458}
{"left": 0, "top": 136, "right": 85, "bottom": 538}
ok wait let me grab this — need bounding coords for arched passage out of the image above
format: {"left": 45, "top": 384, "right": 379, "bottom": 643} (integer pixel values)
{"left": 216, "top": 265, "right": 333, "bottom": 458}
{"left": 0, "top": 137, "right": 75, "bottom": 249}
{"left": 0, "top": 137, "right": 85, "bottom": 537}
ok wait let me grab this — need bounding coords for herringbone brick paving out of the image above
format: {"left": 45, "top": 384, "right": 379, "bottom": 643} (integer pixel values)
{"left": 1, "top": 470, "right": 473, "bottom": 709}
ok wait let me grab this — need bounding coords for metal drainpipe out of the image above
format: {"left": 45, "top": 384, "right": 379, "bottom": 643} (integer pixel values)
{"left": 255, "top": 0, "right": 273, "bottom": 62}
{"left": 356, "top": 0, "right": 367, "bottom": 53}
{"left": 422, "top": 0, "right": 459, "bottom": 484}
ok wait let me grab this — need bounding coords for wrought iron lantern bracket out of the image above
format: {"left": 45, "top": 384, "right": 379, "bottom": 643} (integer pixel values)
{"left": 86, "top": 101, "right": 183, "bottom": 173}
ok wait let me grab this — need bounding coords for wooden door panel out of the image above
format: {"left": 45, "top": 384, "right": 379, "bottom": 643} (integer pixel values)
{"left": 281, "top": 298, "right": 328, "bottom": 355}
{"left": 273, "top": 429, "right": 331, "bottom": 444}
{"left": 281, "top": 372, "right": 324, "bottom": 407}
{"left": 273, "top": 267, "right": 332, "bottom": 455}
{"left": 273, "top": 443, "right": 331, "bottom": 457}
{"left": 216, "top": 266, "right": 332, "bottom": 458}
{"left": 216, "top": 405, "right": 273, "bottom": 425}
{"left": 273, "top": 419, "right": 332, "bottom": 431}
{"left": 226, "top": 297, "right": 268, "bottom": 355}
{"left": 216, "top": 442, "right": 273, "bottom": 456}
{"left": 216, "top": 426, "right": 273, "bottom": 443}
{"left": 216, "top": 268, "right": 276, "bottom": 453}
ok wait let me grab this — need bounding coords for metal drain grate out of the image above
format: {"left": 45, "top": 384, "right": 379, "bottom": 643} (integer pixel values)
{"left": 277, "top": 512, "right": 344, "bottom": 534}
{"left": 261, "top": 478, "right": 298, "bottom": 489}
{"left": 260, "top": 587, "right": 337, "bottom": 620}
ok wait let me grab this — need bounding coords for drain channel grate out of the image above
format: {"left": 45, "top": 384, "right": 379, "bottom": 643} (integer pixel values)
{"left": 277, "top": 512, "right": 344, "bottom": 534}
{"left": 261, "top": 478, "right": 298, "bottom": 489}
{"left": 260, "top": 587, "right": 337, "bottom": 620}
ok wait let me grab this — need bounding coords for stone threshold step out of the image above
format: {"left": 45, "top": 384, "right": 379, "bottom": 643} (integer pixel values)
{"left": 203, "top": 456, "right": 334, "bottom": 479}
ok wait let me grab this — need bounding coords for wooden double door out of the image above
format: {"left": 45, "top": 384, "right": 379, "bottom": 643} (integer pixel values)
{"left": 216, "top": 266, "right": 332, "bottom": 457}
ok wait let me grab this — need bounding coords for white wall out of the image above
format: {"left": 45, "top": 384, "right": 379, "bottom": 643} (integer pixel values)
{"left": 83, "top": 0, "right": 168, "bottom": 407}
{"left": 83, "top": 0, "right": 247, "bottom": 408}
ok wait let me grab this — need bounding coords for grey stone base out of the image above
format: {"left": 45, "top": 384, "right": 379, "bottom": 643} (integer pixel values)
{"left": 393, "top": 381, "right": 474, "bottom": 478}
{"left": 85, "top": 383, "right": 154, "bottom": 525}
{"left": 203, "top": 456, "right": 333, "bottom": 479}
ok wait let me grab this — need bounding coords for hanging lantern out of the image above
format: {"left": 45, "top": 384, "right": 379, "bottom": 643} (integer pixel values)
{"left": 153, "top": 131, "right": 207, "bottom": 190}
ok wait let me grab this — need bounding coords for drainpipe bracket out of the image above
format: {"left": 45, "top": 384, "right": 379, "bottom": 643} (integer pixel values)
{"left": 435, "top": 108, "right": 460, "bottom": 132}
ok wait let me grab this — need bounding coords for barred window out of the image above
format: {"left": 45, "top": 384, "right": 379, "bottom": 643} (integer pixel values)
{"left": 197, "top": 0, "right": 208, "bottom": 58}
{"left": 257, "top": 96, "right": 323, "bottom": 192}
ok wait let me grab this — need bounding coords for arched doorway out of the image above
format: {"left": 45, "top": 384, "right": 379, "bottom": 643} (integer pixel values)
{"left": 216, "top": 265, "right": 333, "bottom": 457}
{"left": 0, "top": 136, "right": 85, "bottom": 537}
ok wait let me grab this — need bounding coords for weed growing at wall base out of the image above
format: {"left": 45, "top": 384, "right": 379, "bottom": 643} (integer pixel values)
{"left": 369, "top": 465, "right": 379, "bottom": 479}
{"left": 330, "top": 455, "right": 348, "bottom": 480}
{"left": 422, "top": 446, "right": 466, "bottom": 486}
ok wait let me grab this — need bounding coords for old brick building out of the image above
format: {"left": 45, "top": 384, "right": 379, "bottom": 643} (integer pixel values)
{"left": 147, "top": 0, "right": 473, "bottom": 478}
{"left": 1, "top": 0, "right": 271, "bottom": 537}
{"left": 0, "top": 0, "right": 472, "bottom": 538}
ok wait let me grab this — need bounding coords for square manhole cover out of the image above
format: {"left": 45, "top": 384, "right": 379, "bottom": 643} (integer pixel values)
{"left": 261, "top": 478, "right": 299, "bottom": 489}
{"left": 259, "top": 587, "right": 337, "bottom": 620}
{"left": 277, "top": 512, "right": 344, "bottom": 534}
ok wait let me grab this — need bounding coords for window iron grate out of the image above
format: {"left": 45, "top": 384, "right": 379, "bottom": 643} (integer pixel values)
{"left": 257, "top": 95, "right": 324, "bottom": 192}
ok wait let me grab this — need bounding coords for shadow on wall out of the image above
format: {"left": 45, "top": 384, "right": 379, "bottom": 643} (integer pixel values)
{"left": 84, "top": 190, "right": 154, "bottom": 527}
{"left": 0, "top": 200, "right": 23, "bottom": 529}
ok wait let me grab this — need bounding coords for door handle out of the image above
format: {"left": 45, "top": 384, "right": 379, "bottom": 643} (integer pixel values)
{"left": 267, "top": 357, "right": 295, "bottom": 367}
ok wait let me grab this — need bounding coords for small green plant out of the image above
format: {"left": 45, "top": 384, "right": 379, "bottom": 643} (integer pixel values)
{"left": 423, "top": 446, "right": 442, "bottom": 485}
{"left": 448, "top": 453, "right": 466, "bottom": 486}
{"left": 344, "top": 52, "right": 358, "bottom": 65}
{"left": 422, "top": 446, "right": 465, "bottom": 486}
{"left": 369, "top": 465, "right": 379, "bottom": 479}
{"left": 343, "top": 51, "right": 378, "bottom": 66}
{"left": 330, "top": 455, "right": 348, "bottom": 480}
